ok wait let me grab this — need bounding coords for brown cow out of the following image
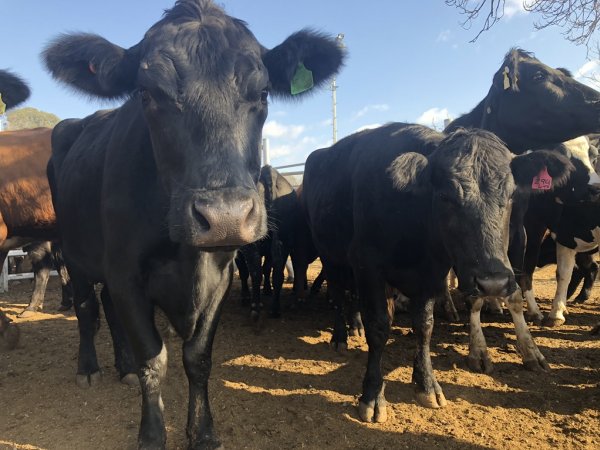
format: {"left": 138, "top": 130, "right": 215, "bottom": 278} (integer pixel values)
{"left": 0, "top": 68, "right": 30, "bottom": 346}
{"left": 0, "top": 128, "right": 72, "bottom": 316}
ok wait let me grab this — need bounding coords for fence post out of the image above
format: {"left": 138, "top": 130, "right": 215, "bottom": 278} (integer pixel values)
{"left": 261, "top": 138, "right": 270, "bottom": 165}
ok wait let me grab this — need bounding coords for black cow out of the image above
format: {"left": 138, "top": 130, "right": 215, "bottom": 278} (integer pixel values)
{"left": 17, "top": 241, "right": 73, "bottom": 317}
{"left": 43, "top": 1, "right": 344, "bottom": 448}
{"left": 237, "top": 165, "right": 298, "bottom": 322}
{"left": 444, "top": 49, "right": 600, "bottom": 366}
{"left": 302, "top": 124, "right": 573, "bottom": 419}
{"left": 0, "top": 69, "right": 30, "bottom": 110}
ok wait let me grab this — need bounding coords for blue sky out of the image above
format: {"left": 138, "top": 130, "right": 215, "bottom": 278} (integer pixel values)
{"left": 3, "top": 0, "right": 599, "bottom": 167}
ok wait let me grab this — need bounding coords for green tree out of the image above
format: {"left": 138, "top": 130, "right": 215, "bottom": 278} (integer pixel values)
{"left": 6, "top": 107, "right": 61, "bottom": 130}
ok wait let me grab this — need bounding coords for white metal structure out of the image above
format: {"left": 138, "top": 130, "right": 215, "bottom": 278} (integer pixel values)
{"left": 0, "top": 249, "right": 57, "bottom": 293}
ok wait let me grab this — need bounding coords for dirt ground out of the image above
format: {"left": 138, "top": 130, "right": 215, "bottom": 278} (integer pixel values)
{"left": 1, "top": 262, "right": 599, "bottom": 450}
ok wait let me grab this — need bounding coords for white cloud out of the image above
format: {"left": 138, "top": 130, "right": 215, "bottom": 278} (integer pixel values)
{"left": 504, "top": 0, "right": 527, "bottom": 18}
{"left": 263, "top": 120, "right": 305, "bottom": 139}
{"left": 355, "top": 123, "right": 381, "bottom": 133}
{"left": 436, "top": 29, "right": 451, "bottom": 43}
{"left": 416, "top": 107, "right": 453, "bottom": 130}
{"left": 575, "top": 60, "right": 600, "bottom": 90}
{"left": 353, "top": 104, "right": 390, "bottom": 119}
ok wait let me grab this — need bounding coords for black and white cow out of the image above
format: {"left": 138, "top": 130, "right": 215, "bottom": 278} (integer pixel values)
{"left": 302, "top": 123, "right": 573, "bottom": 419}
{"left": 43, "top": 1, "right": 344, "bottom": 448}
{"left": 514, "top": 136, "right": 600, "bottom": 325}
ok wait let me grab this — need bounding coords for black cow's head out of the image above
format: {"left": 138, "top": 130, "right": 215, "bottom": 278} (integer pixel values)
{"left": 449, "top": 49, "right": 600, "bottom": 154}
{"left": 0, "top": 69, "right": 30, "bottom": 110}
{"left": 389, "top": 128, "right": 574, "bottom": 297}
{"left": 42, "top": 0, "right": 344, "bottom": 248}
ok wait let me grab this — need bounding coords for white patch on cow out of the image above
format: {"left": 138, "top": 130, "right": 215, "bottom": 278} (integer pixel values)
{"left": 563, "top": 136, "right": 600, "bottom": 183}
{"left": 548, "top": 244, "right": 578, "bottom": 321}
{"left": 523, "top": 289, "right": 542, "bottom": 322}
{"left": 550, "top": 232, "right": 557, "bottom": 240}
{"left": 554, "top": 197, "right": 564, "bottom": 205}
{"left": 573, "top": 235, "right": 599, "bottom": 252}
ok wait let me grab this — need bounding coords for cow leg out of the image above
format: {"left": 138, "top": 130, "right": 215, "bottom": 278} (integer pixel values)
{"left": 269, "top": 239, "right": 288, "bottom": 318}
{"left": 109, "top": 283, "right": 168, "bottom": 448}
{"left": 438, "top": 283, "right": 459, "bottom": 322}
{"left": 506, "top": 288, "right": 549, "bottom": 371}
{"left": 484, "top": 297, "right": 504, "bottom": 315}
{"left": 348, "top": 288, "right": 365, "bottom": 338}
{"left": 411, "top": 296, "right": 447, "bottom": 408}
{"left": 310, "top": 268, "right": 326, "bottom": 296}
{"left": 52, "top": 242, "right": 74, "bottom": 311}
{"left": 71, "top": 276, "right": 102, "bottom": 388}
{"left": 241, "top": 246, "right": 263, "bottom": 323}
{"left": 571, "top": 253, "right": 598, "bottom": 303}
{"left": 291, "top": 253, "right": 309, "bottom": 306}
{"left": 467, "top": 297, "right": 493, "bottom": 373}
{"left": 235, "top": 253, "right": 250, "bottom": 306}
{"left": 262, "top": 252, "right": 272, "bottom": 296}
{"left": 99, "top": 285, "right": 137, "bottom": 385}
{"left": 19, "top": 243, "right": 52, "bottom": 317}
{"left": 520, "top": 220, "right": 547, "bottom": 325}
{"left": 285, "top": 257, "right": 294, "bottom": 283}
{"left": 180, "top": 255, "right": 232, "bottom": 450}
{"left": 545, "top": 244, "right": 578, "bottom": 327}
{"left": 325, "top": 265, "right": 350, "bottom": 352}
{"left": 354, "top": 266, "right": 389, "bottom": 422}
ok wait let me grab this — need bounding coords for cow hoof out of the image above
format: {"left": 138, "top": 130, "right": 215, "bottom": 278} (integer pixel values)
{"left": 523, "top": 357, "right": 550, "bottom": 372}
{"left": 542, "top": 317, "right": 565, "bottom": 328}
{"left": 57, "top": 303, "right": 73, "bottom": 312}
{"left": 18, "top": 309, "right": 39, "bottom": 318}
{"left": 76, "top": 371, "right": 102, "bottom": 388}
{"left": 467, "top": 355, "right": 494, "bottom": 374}
{"left": 415, "top": 391, "right": 447, "bottom": 409}
{"left": 525, "top": 313, "right": 543, "bottom": 326}
{"left": 121, "top": 373, "right": 139, "bottom": 386}
{"left": 358, "top": 400, "right": 388, "bottom": 423}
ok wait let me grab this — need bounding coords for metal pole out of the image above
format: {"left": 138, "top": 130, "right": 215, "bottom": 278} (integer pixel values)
{"left": 331, "top": 33, "right": 344, "bottom": 144}
{"left": 261, "top": 137, "right": 270, "bottom": 165}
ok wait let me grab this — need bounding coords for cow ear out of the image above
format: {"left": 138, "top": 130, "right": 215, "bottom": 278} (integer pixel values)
{"left": 42, "top": 33, "right": 140, "bottom": 100}
{"left": 263, "top": 29, "right": 345, "bottom": 99}
{"left": 387, "top": 152, "right": 430, "bottom": 193}
{"left": 0, "top": 70, "right": 30, "bottom": 109}
{"left": 511, "top": 150, "right": 574, "bottom": 191}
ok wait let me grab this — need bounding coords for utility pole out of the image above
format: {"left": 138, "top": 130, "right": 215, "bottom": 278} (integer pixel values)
{"left": 331, "top": 33, "right": 345, "bottom": 144}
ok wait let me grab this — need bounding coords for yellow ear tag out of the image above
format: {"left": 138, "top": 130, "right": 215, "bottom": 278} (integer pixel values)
{"left": 0, "top": 94, "right": 5, "bottom": 115}
{"left": 503, "top": 66, "right": 511, "bottom": 90}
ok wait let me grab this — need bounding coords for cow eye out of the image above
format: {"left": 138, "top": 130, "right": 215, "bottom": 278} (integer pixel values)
{"left": 260, "top": 89, "right": 269, "bottom": 105}
{"left": 533, "top": 71, "right": 546, "bottom": 82}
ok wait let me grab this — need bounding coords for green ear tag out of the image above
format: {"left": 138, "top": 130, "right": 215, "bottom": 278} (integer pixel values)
{"left": 291, "top": 62, "right": 314, "bottom": 95}
{"left": 0, "top": 94, "right": 5, "bottom": 115}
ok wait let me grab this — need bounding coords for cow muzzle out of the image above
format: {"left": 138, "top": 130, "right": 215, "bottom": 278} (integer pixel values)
{"left": 474, "top": 272, "right": 516, "bottom": 298}
{"left": 171, "top": 188, "right": 266, "bottom": 247}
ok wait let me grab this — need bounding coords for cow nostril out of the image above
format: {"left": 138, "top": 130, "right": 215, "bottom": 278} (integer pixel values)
{"left": 192, "top": 203, "right": 211, "bottom": 232}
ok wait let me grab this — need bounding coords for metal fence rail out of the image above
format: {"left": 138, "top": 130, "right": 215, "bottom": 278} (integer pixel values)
{"left": 0, "top": 249, "right": 57, "bottom": 293}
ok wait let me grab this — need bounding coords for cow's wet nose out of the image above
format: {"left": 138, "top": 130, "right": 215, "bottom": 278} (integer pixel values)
{"left": 192, "top": 192, "right": 264, "bottom": 247}
{"left": 475, "top": 274, "right": 512, "bottom": 297}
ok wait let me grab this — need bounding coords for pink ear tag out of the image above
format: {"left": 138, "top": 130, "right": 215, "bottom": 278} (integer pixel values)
{"left": 532, "top": 166, "right": 552, "bottom": 190}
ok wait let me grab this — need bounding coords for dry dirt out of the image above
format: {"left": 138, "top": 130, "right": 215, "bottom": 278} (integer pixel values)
{"left": 1, "top": 262, "right": 599, "bottom": 450}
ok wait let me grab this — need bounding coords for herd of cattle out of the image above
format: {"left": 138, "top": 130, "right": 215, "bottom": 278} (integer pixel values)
{"left": 2, "top": 0, "right": 600, "bottom": 448}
